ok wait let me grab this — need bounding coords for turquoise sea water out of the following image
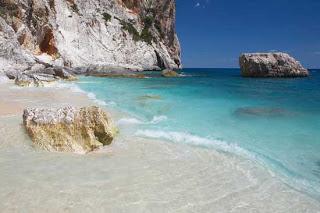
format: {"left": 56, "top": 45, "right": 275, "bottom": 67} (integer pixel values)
{"left": 77, "top": 68, "right": 320, "bottom": 198}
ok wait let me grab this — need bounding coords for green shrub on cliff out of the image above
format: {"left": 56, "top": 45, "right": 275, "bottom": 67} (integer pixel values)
{"left": 141, "top": 16, "right": 155, "bottom": 44}
{"left": 119, "top": 16, "right": 155, "bottom": 44}
{"left": 102, "top": 12, "right": 112, "bottom": 23}
{"left": 120, "top": 20, "right": 140, "bottom": 41}
{"left": 140, "top": 28, "right": 153, "bottom": 44}
{"left": 143, "top": 16, "right": 154, "bottom": 28}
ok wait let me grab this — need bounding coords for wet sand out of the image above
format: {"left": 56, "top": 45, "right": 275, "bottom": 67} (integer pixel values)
{"left": 0, "top": 81, "right": 320, "bottom": 212}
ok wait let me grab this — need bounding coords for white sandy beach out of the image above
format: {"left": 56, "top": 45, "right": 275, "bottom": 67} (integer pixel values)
{"left": 0, "top": 80, "right": 320, "bottom": 212}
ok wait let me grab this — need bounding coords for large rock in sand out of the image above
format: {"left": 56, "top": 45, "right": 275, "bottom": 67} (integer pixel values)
{"left": 239, "top": 53, "right": 309, "bottom": 77}
{"left": 14, "top": 66, "right": 76, "bottom": 87}
{"left": 15, "top": 73, "right": 58, "bottom": 87}
{"left": 23, "top": 106, "right": 117, "bottom": 153}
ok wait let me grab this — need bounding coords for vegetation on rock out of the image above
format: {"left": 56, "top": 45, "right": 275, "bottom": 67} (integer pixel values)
{"left": 102, "top": 12, "right": 112, "bottom": 23}
{"left": 119, "top": 15, "right": 156, "bottom": 44}
{"left": 120, "top": 20, "right": 141, "bottom": 42}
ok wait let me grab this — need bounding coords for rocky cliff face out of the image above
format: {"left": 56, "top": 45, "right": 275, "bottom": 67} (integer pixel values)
{"left": 0, "top": 0, "right": 181, "bottom": 73}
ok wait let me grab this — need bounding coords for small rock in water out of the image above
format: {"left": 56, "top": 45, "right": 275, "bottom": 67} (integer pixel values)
{"left": 88, "top": 71, "right": 146, "bottom": 79}
{"left": 23, "top": 106, "right": 117, "bottom": 153}
{"left": 161, "top": 69, "right": 179, "bottom": 77}
{"left": 235, "top": 107, "right": 289, "bottom": 117}
{"left": 137, "top": 95, "right": 162, "bottom": 101}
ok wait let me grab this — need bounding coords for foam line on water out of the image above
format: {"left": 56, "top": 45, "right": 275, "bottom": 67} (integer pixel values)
{"left": 54, "top": 82, "right": 116, "bottom": 107}
{"left": 118, "top": 115, "right": 168, "bottom": 125}
{"left": 135, "top": 129, "right": 320, "bottom": 198}
{"left": 135, "top": 129, "right": 253, "bottom": 158}
{"left": 118, "top": 118, "right": 144, "bottom": 125}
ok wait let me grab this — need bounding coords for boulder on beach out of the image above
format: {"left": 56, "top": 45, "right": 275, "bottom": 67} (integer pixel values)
{"left": 13, "top": 66, "right": 77, "bottom": 87}
{"left": 15, "top": 73, "right": 58, "bottom": 87}
{"left": 239, "top": 53, "right": 309, "bottom": 77}
{"left": 23, "top": 106, "right": 117, "bottom": 153}
{"left": 161, "top": 69, "right": 179, "bottom": 77}
{"left": 51, "top": 67, "right": 78, "bottom": 81}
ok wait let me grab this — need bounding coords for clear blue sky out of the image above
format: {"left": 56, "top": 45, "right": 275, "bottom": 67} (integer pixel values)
{"left": 176, "top": 0, "right": 320, "bottom": 68}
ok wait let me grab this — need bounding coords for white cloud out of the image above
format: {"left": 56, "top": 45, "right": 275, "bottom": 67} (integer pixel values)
{"left": 194, "top": 0, "right": 210, "bottom": 9}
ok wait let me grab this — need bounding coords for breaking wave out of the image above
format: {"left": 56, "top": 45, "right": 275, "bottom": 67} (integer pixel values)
{"left": 117, "top": 115, "right": 168, "bottom": 125}
{"left": 134, "top": 129, "right": 320, "bottom": 198}
{"left": 55, "top": 82, "right": 116, "bottom": 107}
{"left": 135, "top": 129, "right": 254, "bottom": 158}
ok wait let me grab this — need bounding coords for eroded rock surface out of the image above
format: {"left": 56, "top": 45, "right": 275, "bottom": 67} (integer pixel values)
{"left": 15, "top": 73, "right": 58, "bottom": 87}
{"left": 0, "top": 0, "right": 181, "bottom": 74}
{"left": 23, "top": 106, "right": 116, "bottom": 153}
{"left": 13, "top": 66, "right": 76, "bottom": 87}
{"left": 239, "top": 53, "right": 309, "bottom": 77}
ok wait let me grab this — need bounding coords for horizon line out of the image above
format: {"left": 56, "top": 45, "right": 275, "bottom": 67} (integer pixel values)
{"left": 180, "top": 67, "right": 320, "bottom": 70}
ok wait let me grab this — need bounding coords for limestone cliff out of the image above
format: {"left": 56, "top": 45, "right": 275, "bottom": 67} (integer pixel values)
{"left": 0, "top": 0, "right": 181, "bottom": 73}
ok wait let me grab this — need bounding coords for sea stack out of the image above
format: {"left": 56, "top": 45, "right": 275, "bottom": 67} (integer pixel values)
{"left": 239, "top": 53, "right": 309, "bottom": 77}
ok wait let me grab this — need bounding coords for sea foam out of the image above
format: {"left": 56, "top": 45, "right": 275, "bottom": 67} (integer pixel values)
{"left": 54, "top": 82, "right": 116, "bottom": 107}
{"left": 135, "top": 129, "right": 253, "bottom": 159}
{"left": 118, "top": 115, "right": 168, "bottom": 125}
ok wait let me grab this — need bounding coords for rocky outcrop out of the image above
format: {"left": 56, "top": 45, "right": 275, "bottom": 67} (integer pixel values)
{"left": 12, "top": 66, "right": 77, "bottom": 86}
{"left": 239, "top": 53, "right": 309, "bottom": 77}
{"left": 0, "top": 0, "right": 181, "bottom": 75}
{"left": 88, "top": 71, "right": 146, "bottom": 79}
{"left": 23, "top": 106, "right": 116, "bottom": 153}
{"left": 15, "top": 72, "right": 58, "bottom": 87}
{"left": 161, "top": 69, "right": 179, "bottom": 77}
{"left": 0, "top": 16, "right": 36, "bottom": 73}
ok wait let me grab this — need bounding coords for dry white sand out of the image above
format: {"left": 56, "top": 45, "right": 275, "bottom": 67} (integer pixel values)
{"left": 0, "top": 81, "right": 320, "bottom": 212}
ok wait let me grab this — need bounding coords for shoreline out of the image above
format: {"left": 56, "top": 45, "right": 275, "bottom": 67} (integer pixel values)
{"left": 0, "top": 80, "right": 320, "bottom": 212}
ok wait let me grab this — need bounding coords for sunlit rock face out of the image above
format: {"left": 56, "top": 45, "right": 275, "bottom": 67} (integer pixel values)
{"left": 23, "top": 106, "right": 116, "bottom": 153}
{"left": 0, "top": 0, "right": 181, "bottom": 73}
{"left": 239, "top": 53, "right": 309, "bottom": 77}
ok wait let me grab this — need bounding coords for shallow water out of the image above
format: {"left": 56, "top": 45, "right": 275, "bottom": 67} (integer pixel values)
{"left": 1, "top": 79, "right": 320, "bottom": 212}
{"left": 77, "top": 68, "right": 320, "bottom": 198}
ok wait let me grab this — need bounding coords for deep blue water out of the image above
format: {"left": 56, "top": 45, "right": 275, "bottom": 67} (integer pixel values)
{"left": 77, "top": 68, "right": 320, "bottom": 197}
